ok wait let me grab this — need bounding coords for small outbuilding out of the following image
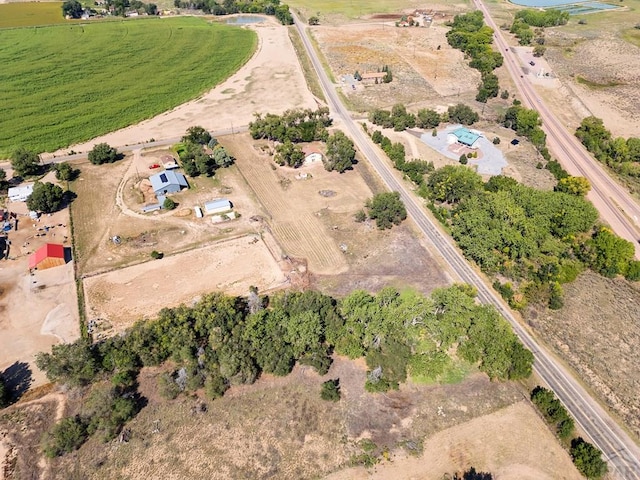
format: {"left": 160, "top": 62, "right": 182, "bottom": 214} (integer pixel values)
{"left": 303, "top": 146, "right": 323, "bottom": 164}
{"left": 161, "top": 155, "right": 179, "bottom": 170}
{"left": 29, "top": 243, "right": 67, "bottom": 270}
{"left": 149, "top": 170, "right": 188, "bottom": 197}
{"left": 8, "top": 184, "right": 34, "bottom": 202}
{"left": 204, "top": 198, "right": 232, "bottom": 215}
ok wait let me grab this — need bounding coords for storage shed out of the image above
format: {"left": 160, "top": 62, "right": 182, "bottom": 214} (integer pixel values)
{"left": 204, "top": 199, "right": 232, "bottom": 215}
{"left": 29, "top": 243, "right": 67, "bottom": 270}
{"left": 8, "top": 184, "right": 34, "bottom": 202}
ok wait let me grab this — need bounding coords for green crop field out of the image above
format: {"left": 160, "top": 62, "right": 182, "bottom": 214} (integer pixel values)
{"left": 0, "top": 2, "right": 66, "bottom": 28}
{"left": 288, "top": 0, "right": 444, "bottom": 20}
{"left": 0, "top": 17, "right": 256, "bottom": 157}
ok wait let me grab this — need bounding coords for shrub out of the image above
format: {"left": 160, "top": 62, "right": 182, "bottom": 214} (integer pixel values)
{"left": 570, "top": 437, "right": 608, "bottom": 479}
{"left": 163, "top": 197, "right": 176, "bottom": 210}
{"left": 320, "top": 379, "right": 341, "bottom": 401}
{"left": 150, "top": 250, "right": 163, "bottom": 260}
{"left": 459, "top": 154, "right": 468, "bottom": 164}
{"left": 88, "top": 143, "right": 119, "bottom": 165}
{"left": 157, "top": 372, "right": 180, "bottom": 399}
{"left": 354, "top": 209, "right": 367, "bottom": 223}
{"left": 492, "top": 136, "right": 501, "bottom": 144}
{"left": 42, "top": 416, "right": 88, "bottom": 458}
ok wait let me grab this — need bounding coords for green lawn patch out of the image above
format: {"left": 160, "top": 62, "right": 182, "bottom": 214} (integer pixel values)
{"left": 0, "top": 2, "right": 65, "bottom": 28}
{"left": 0, "top": 17, "right": 256, "bottom": 157}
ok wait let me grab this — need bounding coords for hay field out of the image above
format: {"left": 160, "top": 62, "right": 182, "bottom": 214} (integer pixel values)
{"left": 0, "top": 2, "right": 65, "bottom": 28}
{"left": 0, "top": 17, "right": 256, "bottom": 157}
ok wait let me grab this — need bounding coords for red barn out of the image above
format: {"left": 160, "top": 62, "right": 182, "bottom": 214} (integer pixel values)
{"left": 29, "top": 243, "right": 66, "bottom": 270}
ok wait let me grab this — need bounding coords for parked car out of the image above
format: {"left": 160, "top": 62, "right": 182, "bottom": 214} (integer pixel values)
{"left": 529, "top": 60, "right": 535, "bottom": 66}
{"left": 148, "top": 163, "right": 160, "bottom": 169}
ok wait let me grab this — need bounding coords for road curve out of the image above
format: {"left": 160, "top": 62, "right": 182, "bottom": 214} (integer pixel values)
{"left": 473, "top": 0, "right": 640, "bottom": 258}
{"left": 292, "top": 12, "right": 640, "bottom": 479}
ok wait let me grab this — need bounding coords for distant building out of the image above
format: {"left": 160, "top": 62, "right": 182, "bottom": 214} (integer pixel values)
{"left": 360, "top": 72, "right": 387, "bottom": 84}
{"left": 448, "top": 127, "right": 481, "bottom": 149}
{"left": 204, "top": 199, "right": 232, "bottom": 215}
{"left": 149, "top": 170, "right": 188, "bottom": 197}
{"left": 29, "top": 243, "right": 67, "bottom": 270}
{"left": 8, "top": 183, "right": 34, "bottom": 202}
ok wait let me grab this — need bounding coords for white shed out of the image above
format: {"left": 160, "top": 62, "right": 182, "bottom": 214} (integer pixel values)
{"left": 8, "top": 183, "right": 34, "bottom": 202}
{"left": 194, "top": 206, "right": 203, "bottom": 218}
{"left": 204, "top": 198, "right": 232, "bottom": 215}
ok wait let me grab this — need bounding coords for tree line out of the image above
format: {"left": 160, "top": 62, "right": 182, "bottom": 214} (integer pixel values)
{"left": 531, "top": 386, "right": 608, "bottom": 479}
{"left": 575, "top": 116, "right": 640, "bottom": 179}
{"left": 446, "top": 11, "right": 503, "bottom": 103}
{"left": 173, "top": 0, "right": 293, "bottom": 24}
{"left": 35, "top": 285, "right": 534, "bottom": 456}
{"left": 368, "top": 103, "right": 478, "bottom": 133}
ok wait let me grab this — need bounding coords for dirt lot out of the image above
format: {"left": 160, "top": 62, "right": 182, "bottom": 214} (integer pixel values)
{"left": 71, "top": 148, "right": 261, "bottom": 276}
{"left": 83, "top": 233, "right": 287, "bottom": 335}
{"left": 526, "top": 271, "right": 640, "bottom": 441}
{"left": 44, "top": 357, "right": 538, "bottom": 480}
{"left": 47, "top": 18, "right": 317, "bottom": 157}
{"left": 0, "top": 175, "right": 79, "bottom": 389}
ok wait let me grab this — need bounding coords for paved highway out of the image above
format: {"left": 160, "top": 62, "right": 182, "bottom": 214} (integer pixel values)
{"left": 293, "top": 11, "right": 640, "bottom": 479}
{"left": 473, "top": 0, "right": 640, "bottom": 259}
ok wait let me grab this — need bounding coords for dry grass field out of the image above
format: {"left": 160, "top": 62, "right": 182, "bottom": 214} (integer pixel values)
{"left": 43, "top": 358, "right": 538, "bottom": 480}
{"left": 526, "top": 271, "right": 640, "bottom": 441}
{"left": 83, "top": 234, "right": 287, "bottom": 335}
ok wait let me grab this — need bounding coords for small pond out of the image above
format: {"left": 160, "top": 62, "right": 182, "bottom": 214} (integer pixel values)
{"left": 225, "top": 15, "right": 264, "bottom": 25}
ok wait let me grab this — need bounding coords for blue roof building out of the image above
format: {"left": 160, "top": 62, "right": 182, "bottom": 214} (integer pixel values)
{"left": 149, "top": 170, "right": 188, "bottom": 196}
{"left": 450, "top": 127, "right": 481, "bottom": 148}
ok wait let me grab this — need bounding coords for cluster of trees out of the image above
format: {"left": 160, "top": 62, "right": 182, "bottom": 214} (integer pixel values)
{"left": 61, "top": 0, "right": 83, "bottom": 18}
{"left": 575, "top": 116, "right": 640, "bottom": 178}
{"left": 530, "top": 387, "right": 607, "bottom": 479}
{"left": 363, "top": 192, "right": 407, "bottom": 230}
{"left": 515, "top": 8, "right": 569, "bottom": 27}
{"left": 502, "top": 103, "right": 547, "bottom": 154}
{"left": 424, "top": 165, "right": 640, "bottom": 308}
{"left": 324, "top": 131, "right": 356, "bottom": 173}
{"left": 446, "top": 11, "right": 503, "bottom": 103}
{"left": 36, "top": 286, "right": 533, "bottom": 455}
{"left": 177, "top": 126, "right": 234, "bottom": 177}
{"left": 173, "top": 0, "right": 293, "bottom": 24}
{"left": 249, "top": 108, "right": 332, "bottom": 143}
{"left": 369, "top": 129, "right": 433, "bottom": 186}
{"left": 368, "top": 103, "right": 477, "bottom": 134}
{"left": 88, "top": 143, "right": 120, "bottom": 165}
{"left": 0, "top": 376, "right": 8, "bottom": 408}
{"left": 10, "top": 148, "right": 41, "bottom": 177}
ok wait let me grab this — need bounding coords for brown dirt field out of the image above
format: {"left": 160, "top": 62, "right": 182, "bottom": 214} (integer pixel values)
{"left": 325, "top": 400, "right": 582, "bottom": 480}
{"left": 83, "top": 234, "right": 287, "bottom": 335}
{"left": 525, "top": 270, "right": 640, "bottom": 441}
{"left": 48, "top": 358, "right": 527, "bottom": 480}
{"left": 224, "top": 133, "right": 370, "bottom": 275}
{"left": 0, "top": 176, "right": 79, "bottom": 389}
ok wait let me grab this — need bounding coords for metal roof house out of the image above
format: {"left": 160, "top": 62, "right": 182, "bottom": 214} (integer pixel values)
{"left": 8, "top": 183, "right": 34, "bottom": 202}
{"left": 149, "top": 170, "right": 188, "bottom": 197}
{"left": 204, "top": 199, "right": 232, "bottom": 215}
{"left": 448, "top": 127, "right": 481, "bottom": 149}
{"left": 29, "top": 243, "right": 67, "bottom": 270}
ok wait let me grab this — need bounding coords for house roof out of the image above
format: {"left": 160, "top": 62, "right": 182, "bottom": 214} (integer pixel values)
{"left": 302, "top": 145, "right": 322, "bottom": 156}
{"left": 204, "top": 198, "right": 231, "bottom": 211}
{"left": 361, "top": 72, "right": 387, "bottom": 79}
{"left": 29, "top": 243, "right": 65, "bottom": 269}
{"left": 8, "top": 184, "right": 34, "bottom": 199}
{"left": 452, "top": 127, "right": 481, "bottom": 146}
{"left": 149, "top": 170, "right": 188, "bottom": 193}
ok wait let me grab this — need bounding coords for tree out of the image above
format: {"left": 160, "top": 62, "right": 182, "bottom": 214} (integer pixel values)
{"left": 383, "top": 68, "right": 393, "bottom": 83}
{"left": 211, "top": 145, "right": 234, "bottom": 168}
{"left": 11, "top": 148, "right": 40, "bottom": 177}
{"left": 324, "top": 131, "right": 356, "bottom": 172}
{"left": 427, "top": 165, "right": 483, "bottom": 204}
{"left": 416, "top": 109, "right": 441, "bottom": 129}
{"left": 0, "top": 375, "right": 9, "bottom": 408}
{"left": 275, "top": 140, "right": 304, "bottom": 168}
{"left": 581, "top": 227, "right": 635, "bottom": 278}
{"left": 55, "top": 162, "right": 79, "bottom": 182}
{"left": 182, "top": 126, "right": 212, "bottom": 145}
{"left": 366, "top": 192, "right": 407, "bottom": 229}
{"left": 570, "top": 438, "right": 608, "bottom": 479}
{"left": 26, "top": 182, "right": 65, "bottom": 213}
{"left": 533, "top": 44, "right": 546, "bottom": 57}
{"left": 144, "top": 2, "right": 158, "bottom": 14}
{"left": 42, "top": 416, "right": 88, "bottom": 458}
{"left": 163, "top": 197, "right": 176, "bottom": 210}
{"left": 88, "top": 143, "right": 119, "bottom": 165}
{"left": 35, "top": 339, "right": 98, "bottom": 386}
{"left": 354, "top": 70, "right": 362, "bottom": 81}
{"left": 61, "top": 0, "right": 83, "bottom": 18}
{"left": 555, "top": 176, "right": 590, "bottom": 196}
{"left": 308, "top": 16, "right": 319, "bottom": 25}
{"left": 320, "top": 379, "right": 341, "bottom": 401}
{"left": 448, "top": 104, "right": 479, "bottom": 125}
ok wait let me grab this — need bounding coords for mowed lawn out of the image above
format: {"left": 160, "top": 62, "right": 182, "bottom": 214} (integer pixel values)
{"left": 0, "top": 2, "right": 65, "bottom": 28}
{"left": 0, "top": 17, "right": 256, "bottom": 157}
